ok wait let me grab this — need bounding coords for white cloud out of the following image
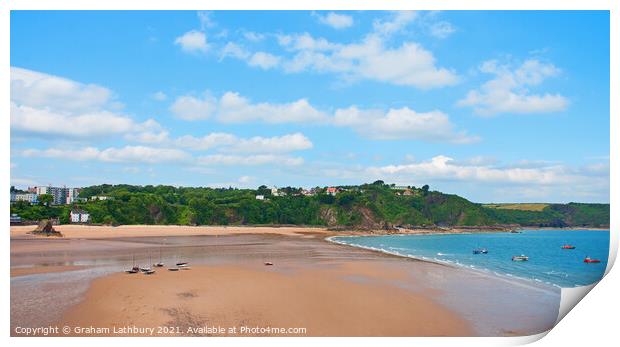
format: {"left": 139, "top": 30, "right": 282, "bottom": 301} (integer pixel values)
{"left": 11, "top": 67, "right": 113, "bottom": 113}
{"left": 197, "top": 11, "right": 215, "bottom": 30}
{"left": 224, "top": 133, "right": 313, "bottom": 153}
{"left": 429, "top": 21, "right": 456, "bottom": 39}
{"left": 213, "top": 12, "right": 456, "bottom": 89}
{"left": 171, "top": 91, "right": 326, "bottom": 124}
{"left": 458, "top": 59, "right": 569, "bottom": 115}
{"left": 10, "top": 67, "right": 161, "bottom": 140}
{"left": 333, "top": 106, "right": 479, "bottom": 143}
{"left": 220, "top": 42, "right": 250, "bottom": 60}
{"left": 217, "top": 92, "right": 328, "bottom": 123}
{"left": 21, "top": 146, "right": 190, "bottom": 164}
{"left": 197, "top": 154, "right": 304, "bottom": 166}
{"left": 156, "top": 131, "right": 314, "bottom": 154}
{"left": 170, "top": 92, "right": 217, "bottom": 120}
{"left": 279, "top": 34, "right": 459, "bottom": 88}
{"left": 243, "top": 31, "right": 265, "bottom": 42}
{"left": 11, "top": 103, "right": 134, "bottom": 137}
{"left": 367, "top": 155, "right": 587, "bottom": 185}
{"left": 248, "top": 52, "right": 281, "bottom": 70}
{"left": 170, "top": 91, "right": 475, "bottom": 143}
{"left": 316, "top": 12, "right": 354, "bottom": 29}
{"left": 152, "top": 91, "right": 167, "bottom": 101}
{"left": 174, "top": 133, "right": 238, "bottom": 151}
{"left": 174, "top": 30, "right": 208, "bottom": 53}
{"left": 372, "top": 11, "right": 417, "bottom": 36}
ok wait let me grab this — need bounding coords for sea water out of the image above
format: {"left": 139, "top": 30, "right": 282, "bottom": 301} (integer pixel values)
{"left": 330, "top": 229, "right": 609, "bottom": 288}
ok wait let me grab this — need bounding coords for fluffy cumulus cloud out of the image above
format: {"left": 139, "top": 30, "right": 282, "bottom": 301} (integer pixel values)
{"left": 268, "top": 33, "right": 459, "bottom": 89}
{"left": 247, "top": 52, "right": 281, "bottom": 70}
{"left": 372, "top": 11, "right": 418, "bottom": 36}
{"left": 169, "top": 92, "right": 217, "bottom": 120}
{"left": 366, "top": 155, "right": 577, "bottom": 185}
{"left": 11, "top": 67, "right": 112, "bottom": 113}
{"left": 174, "top": 30, "right": 209, "bottom": 53}
{"left": 429, "top": 21, "right": 456, "bottom": 39}
{"left": 316, "top": 12, "right": 354, "bottom": 29}
{"left": 21, "top": 146, "right": 191, "bottom": 164}
{"left": 223, "top": 133, "right": 313, "bottom": 153}
{"left": 10, "top": 67, "right": 164, "bottom": 140}
{"left": 172, "top": 132, "right": 313, "bottom": 154}
{"left": 333, "top": 107, "right": 479, "bottom": 143}
{"left": 170, "top": 91, "right": 476, "bottom": 143}
{"left": 217, "top": 92, "right": 327, "bottom": 123}
{"left": 170, "top": 91, "right": 328, "bottom": 124}
{"left": 210, "top": 11, "right": 458, "bottom": 89}
{"left": 458, "top": 59, "right": 569, "bottom": 115}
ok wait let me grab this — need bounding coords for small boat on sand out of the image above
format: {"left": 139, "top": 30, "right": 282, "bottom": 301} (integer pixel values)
{"left": 125, "top": 255, "right": 140, "bottom": 273}
{"left": 584, "top": 257, "right": 601, "bottom": 263}
{"left": 264, "top": 262, "right": 274, "bottom": 266}
{"left": 168, "top": 268, "right": 180, "bottom": 271}
{"left": 561, "top": 245, "right": 576, "bottom": 249}
{"left": 512, "top": 255, "right": 529, "bottom": 261}
{"left": 176, "top": 262, "right": 189, "bottom": 267}
{"left": 154, "top": 242, "right": 165, "bottom": 267}
{"left": 143, "top": 269, "right": 156, "bottom": 275}
{"left": 473, "top": 248, "right": 488, "bottom": 254}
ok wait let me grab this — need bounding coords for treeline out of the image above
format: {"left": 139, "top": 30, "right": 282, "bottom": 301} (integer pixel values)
{"left": 10, "top": 182, "right": 610, "bottom": 229}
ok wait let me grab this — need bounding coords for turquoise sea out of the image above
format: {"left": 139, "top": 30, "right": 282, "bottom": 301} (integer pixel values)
{"left": 330, "top": 229, "right": 610, "bottom": 288}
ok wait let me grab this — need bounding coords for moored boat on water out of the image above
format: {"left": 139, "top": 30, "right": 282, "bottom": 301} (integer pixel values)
{"left": 561, "top": 245, "right": 576, "bottom": 249}
{"left": 583, "top": 256, "right": 601, "bottom": 263}
{"left": 512, "top": 255, "right": 529, "bottom": 261}
{"left": 473, "top": 248, "right": 488, "bottom": 254}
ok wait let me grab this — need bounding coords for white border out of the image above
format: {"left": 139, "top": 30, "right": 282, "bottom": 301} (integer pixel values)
{"left": 2, "top": 1, "right": 616, "bottom": 346}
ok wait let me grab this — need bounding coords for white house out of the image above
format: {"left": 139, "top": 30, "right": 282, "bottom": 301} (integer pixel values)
{"left": 326, "top": 187, "right": 338, "bottom": 196}
{"left": 255, "top": 195, "right": 265, "bottom": 200}
{"left": 270, "top": 187, "right": 279, "bottom": 197}
{"left": 70, "top": 209, "right": 90, "bottom": 223}
{"left": 90, "top": 196, "right": 111, "bottom": 201}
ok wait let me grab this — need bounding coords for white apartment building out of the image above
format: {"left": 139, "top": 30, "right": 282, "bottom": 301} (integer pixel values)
{"left": 34, "top": 186, "right": 81, "bottom": 205}
{"left": 12, "top": 193, "right": 38, "bottom": 204}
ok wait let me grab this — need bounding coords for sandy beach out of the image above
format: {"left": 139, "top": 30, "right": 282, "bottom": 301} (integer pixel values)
{"left": 10, "top": 225, "right": 560, "bottom": 337}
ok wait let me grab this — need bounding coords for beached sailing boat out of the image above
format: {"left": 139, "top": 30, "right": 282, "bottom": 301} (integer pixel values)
{"left": 154, "top": 242, "right": 164, "bottom": 267}
{"left": 140, "top": 252, "right": 153, "bottom": 273}
{"left": 125, "top": 254, "right": 140, "bottom": 274}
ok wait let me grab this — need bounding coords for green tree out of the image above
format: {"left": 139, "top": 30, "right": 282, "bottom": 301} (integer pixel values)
{"left": 38, "top": 194, "right": 53, "bottom": 207}
{"left": 421, "top": 185, "right": 430, "bottom": 196}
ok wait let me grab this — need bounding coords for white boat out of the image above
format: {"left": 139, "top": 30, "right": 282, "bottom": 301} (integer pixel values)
{"left": 154, "top": 242, "right": 164, "bottom": 267}
{"left": 125, "top": 255, "right": 140, "bottom": 273}
{"left": 512, "top": 255, "right": 529, "bottom": 261}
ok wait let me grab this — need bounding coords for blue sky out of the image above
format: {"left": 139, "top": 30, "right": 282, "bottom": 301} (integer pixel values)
{"left": 10, "top": 10, "right": 610, "bottom": 203}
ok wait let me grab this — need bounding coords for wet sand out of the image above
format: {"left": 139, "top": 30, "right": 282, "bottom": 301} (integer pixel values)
{"left": 59, "top": 263, "right": 470, "bottom": 336}
{"left": 10, "top": 227, "right": 560, "bottom": 337}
